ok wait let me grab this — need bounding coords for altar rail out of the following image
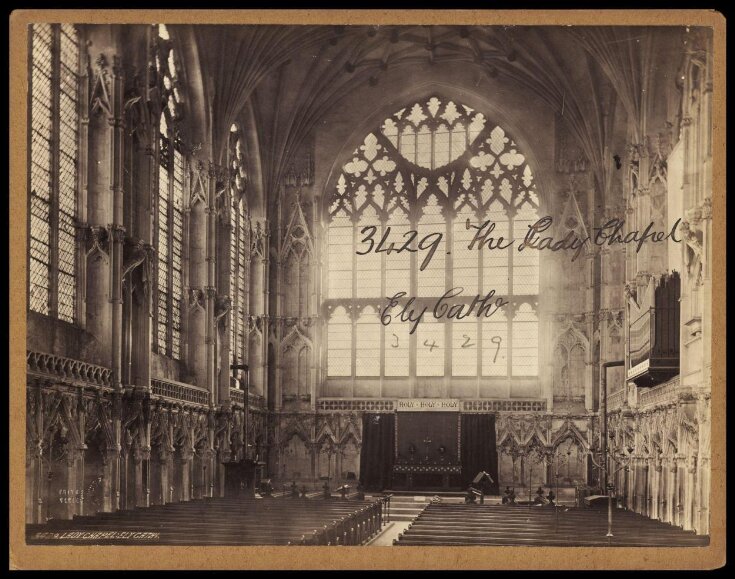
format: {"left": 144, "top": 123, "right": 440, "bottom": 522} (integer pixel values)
{"left": 151, "top": 378, "right": 210, "bottom": 406}
{"left": 290, "top": 496, "right": 389, "bottom": 546}
{"left": 27, "top": 350, "right": 112, "bottom": 388}
{"left": 316, "top": 399, "right": 547, "bottom": 413}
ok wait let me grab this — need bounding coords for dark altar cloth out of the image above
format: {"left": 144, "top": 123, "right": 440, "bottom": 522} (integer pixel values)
{"left": 359, "top": 413, "right": 395, "bottom": 491}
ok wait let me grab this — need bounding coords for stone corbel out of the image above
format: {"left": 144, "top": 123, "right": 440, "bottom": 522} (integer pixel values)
{"left": 247, "top": 315, "right": 263, "bottom": 337}
{"left": 215, "top": 183, "right": 232, "bottom": 226}
{"left": 250, "top": 221, "right": 267, "bottom": 260}
{"left": 109, "top": 224, "right": 126, "bottom": 245}
{"left": 189, "top": 160, "right": 209, "bottom": 209}
{"left": 90, "top": 53, "right": 113, "bottom": 117}
{"left": 122, "top": 238, "right": 149, "bottom": 280}
{"left": 85, "top": 225, "right": 110, "bottom": 264}
{"left": 214, "top": 295, "right": 231, "bottom": 328}
{"left": 187, "top": 288, "right": 206, "bottom": 314}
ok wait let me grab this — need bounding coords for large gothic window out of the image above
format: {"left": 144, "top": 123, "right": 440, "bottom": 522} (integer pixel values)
{"left": 29, "top": 23, "right": 80, "bottom": 323}
{"left": 325, "top": 97, "right": 540, "bottom": 380}
{"left": 153, "top": 24, "right": 185, "bottom": 359}
{"left": 229, "top": 124, "right": 249, "bottom": 367}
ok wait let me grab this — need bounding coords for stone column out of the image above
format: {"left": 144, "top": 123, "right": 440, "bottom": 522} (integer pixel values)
{"left": 150, "top": 448, "right": 171, "bottom": 506}
{"left": 85, "top": 49, "right": 114, "bottom": 359}
{"left": 26, "top": 443, "right": 44, "bottom": 524}
{"left": 697, "top": 457, "right": 710, "bottom": 535}
{"left": 131, "top": 445, "right": 148, "bottom": 508}
{"left": 109, "top": 53, "right": 125, "bottom": 391}
{"left": 61, "top": 447, "right": 84, "bottom": 519}
{"left": 26, "top": 386, "right": 44, "bottom": 524}
{"left": 683, "top": 456, "right": 696, "bottom": 531}
{"left": 101, "top": 448, "right": 120, "bottom": 513}
{"left": 627, "top": 457, "right": 636, "bottom": 511}
{"left": 126, "top": 81, "right": 156, "bottom": 391}
{"left": 187, "top": 161, "right": 209, "bottom": 389}
{"left": 673, "top": 460, "right": 683, "bottom": 526}
{"left": 249, "top": 220, "right": 267, "bottom": 398}
{"left": 635, "top": 459, "right": 644, "bottom": 514}
{"left": 206, "top": 164, "right": 219, "bottom": 404}
{"left": 174, "top": 447, "right": 194, "bottom": 503}
{"left": 215, "top": 408, "right": 232, "bottom": 498}
{"left": 310, "top": 443, "right": 318, "bottom": 481}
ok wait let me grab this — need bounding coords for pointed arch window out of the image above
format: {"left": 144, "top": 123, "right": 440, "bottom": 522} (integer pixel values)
{"left": 325, "top": 96, "right": 540, "bottom": 379}
{"left": 153, "top": 24, "right": 185, "bottom": 359}
{"left": 229, "top": 123, "right": 249, "bottom": 366}
{"left": 28, "top": 23, "right": 80, "bottom": 323}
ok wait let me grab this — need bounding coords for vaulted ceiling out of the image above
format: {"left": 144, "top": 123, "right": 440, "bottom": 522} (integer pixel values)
{"left": 187, "top": 25, "right": 686, "bottom": 201}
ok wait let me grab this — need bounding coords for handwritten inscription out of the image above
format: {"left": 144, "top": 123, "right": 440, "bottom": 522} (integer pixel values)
{"left": 356, "top": 225, "right": 442, "bottom": 271}
{"left": 358, "top": 216, "right": 682, "bottom": 267}
{"left": 380, "top": 288, "right": 509, "bottom": 334}
{"left": 365, "top": 215, "right": 682, "bottom": 333}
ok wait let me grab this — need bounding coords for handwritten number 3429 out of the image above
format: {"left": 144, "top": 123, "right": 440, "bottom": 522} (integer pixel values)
{"left": 391, "top": 334, "right": 504, "bottom": 363}
{"left": 356, "top": 226, "right": 442, "bottom": 272}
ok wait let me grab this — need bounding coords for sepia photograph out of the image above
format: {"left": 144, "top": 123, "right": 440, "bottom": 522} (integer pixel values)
{"left": 9, "top": 9, "right": 725, "bottom": 570}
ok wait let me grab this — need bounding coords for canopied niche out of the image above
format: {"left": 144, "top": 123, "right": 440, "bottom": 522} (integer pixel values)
{"left": 281, "top": 193, "right": 315, "bottom": 319}
{"left": 281, "top": 326, "right": 313, "bottom": 402}
{"left": 552, "top": 324, "right": 589, "bottom": 406}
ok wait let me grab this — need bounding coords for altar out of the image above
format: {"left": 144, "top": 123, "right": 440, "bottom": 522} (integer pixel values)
{"left": 392, "top": 463, "right": 463, "bottom": 490}
{"left": 393, "top": 406, "right": 463, "bottom": 490}
{"left": 359, "top": 401, "right": 499, "bottom": 493}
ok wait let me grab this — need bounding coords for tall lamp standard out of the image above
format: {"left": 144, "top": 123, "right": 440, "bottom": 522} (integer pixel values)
{"left": 589, "top": 442, "right": 635, "bottom": 537}
{"left": 593, "top": 359, "right": 626, "bottom": 537}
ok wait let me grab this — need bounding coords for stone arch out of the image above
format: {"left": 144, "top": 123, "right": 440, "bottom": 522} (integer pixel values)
{"left": 321, "top": 82, "right": 552, "bottom": 218}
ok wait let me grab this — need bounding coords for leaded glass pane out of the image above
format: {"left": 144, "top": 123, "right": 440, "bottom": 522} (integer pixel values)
{"left": 356, "top": 207, "right": 381, "bottom": 298}
{"left": 384, "top": 210, "right": 411, "bottom": 298}
{"left": 481, "top": 312, "right": 508, "bottom": 376}
{"left": 327, "top": 216, "right": 353, "bottom": 298}
{"left": 453, "top": 205, "right": 479, "bottom": 294}
{"left": 384, "top": 318, "right": 410, "bottom": 377}
{"left": 417, "top": 319, "right": 444, "bottom": 376}
{"left": 513, "top": 206, "right": 540, "bottom": 295}
{"left": 29, "top": 24, "right": 53, "bottom": 316}
{"left": 327, "top": 307, "right": 352, "bottom": 376}
{"left": 29, "top": 24, "right": 79, "bottom": 321}
{"left": 355, "top": 308, "right": 380, "bottom": 376}
{"left": 512, "top": 304, "right": 538, "bottom": 376}
{"left": 482, "top": 204, "right": 509, "bottom": 295}
{"left": 452, "top": 319, "right": 478, "bottom": 376}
